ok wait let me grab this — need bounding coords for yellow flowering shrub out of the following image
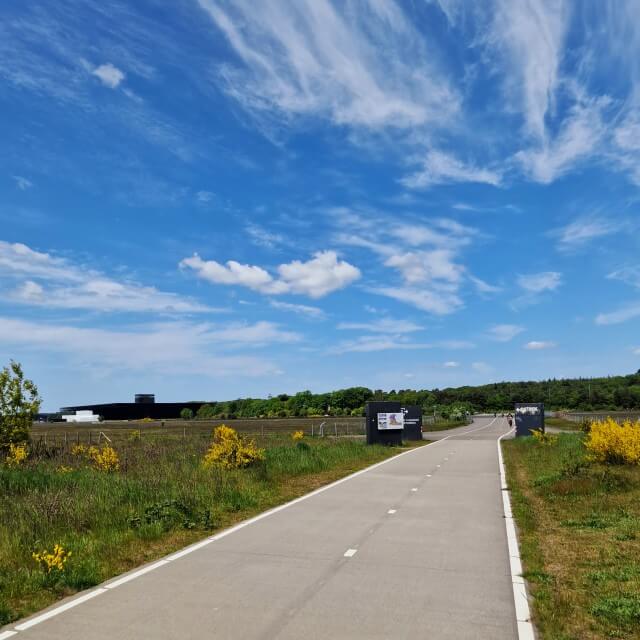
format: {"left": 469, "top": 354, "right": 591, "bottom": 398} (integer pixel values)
{"left": 5, "top": 442, "right": 28, "bottom": 467}
{"left": 56, "top": 465, "right": 73, "bottom": 474}
{"left": 531, "top": 429, "right": 558, "bottom": 446}
{"left": 203, "top": 425, "right": 264, "bottom": 469}
{"left": 70, "top": 443, "right": 87, "bottom": 456}
{"left": 32, "top": 543, "right": 71, "bottom": 574}
{"left": 91, "top": 445, "right": 120, "bottom": 472}
{"left": 585, "top": 418, "right": 640, "bottom": 465}
{"left": 292, "top": 430, "right": 304, "bottom": 442}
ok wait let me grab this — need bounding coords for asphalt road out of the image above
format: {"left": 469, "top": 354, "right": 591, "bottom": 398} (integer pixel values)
{"left": 4, "top": 416, "right": 518, "bottom": 640}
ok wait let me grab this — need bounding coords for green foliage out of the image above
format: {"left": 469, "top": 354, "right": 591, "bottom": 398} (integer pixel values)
{"left": 186, "top": 371, "right": 640, "bottom": 419}
{"left": 0, "top": 361, "right": 40, "bottom": 449}
{"left": 179, "top": 408, "right": 194, "bottom": 420}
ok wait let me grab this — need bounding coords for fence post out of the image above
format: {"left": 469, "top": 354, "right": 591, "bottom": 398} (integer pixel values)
{"left": 261, "top": 424, "right": 264, "bottom": 437}
{"left": 311, "top": 423, "right": 314, "bottom": 437}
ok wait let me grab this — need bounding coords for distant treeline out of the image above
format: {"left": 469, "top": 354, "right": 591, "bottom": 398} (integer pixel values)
{"left": 190, "top": 371, "right": 640, "bottom": 419}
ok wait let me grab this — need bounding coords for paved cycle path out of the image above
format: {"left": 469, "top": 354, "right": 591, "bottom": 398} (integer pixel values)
{"left": 4, "top": 417, "right": 518, "bottom": 640}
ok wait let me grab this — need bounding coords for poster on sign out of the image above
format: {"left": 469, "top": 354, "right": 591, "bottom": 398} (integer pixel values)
{"left": 377, "top": 412, "right": 404, "bottom": 430}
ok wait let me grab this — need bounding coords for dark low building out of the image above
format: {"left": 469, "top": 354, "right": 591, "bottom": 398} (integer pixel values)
{"left": 60, "top": 394, "right": 207, "bottom": 421}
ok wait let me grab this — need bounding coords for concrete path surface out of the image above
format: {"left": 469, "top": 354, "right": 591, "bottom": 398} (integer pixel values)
{"left": 3, "top": 417, "right": 519, "bottom": 640}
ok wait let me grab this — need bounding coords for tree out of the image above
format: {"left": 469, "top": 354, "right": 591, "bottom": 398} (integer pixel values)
{"left": 0, "top": 361, "right": 40, "bottom": 449}
{"left": 180, "top": 408, "right": 194, "bottom": 420}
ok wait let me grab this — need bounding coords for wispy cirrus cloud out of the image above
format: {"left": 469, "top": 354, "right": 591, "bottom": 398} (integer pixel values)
{"left": 551, "top": 214, "right": 624, "bottom": 252}
{"left": 401, "top": 150, "right": 502, "bottom": 189}
{"left": 0, "top": 240, "right": 215, "bottom": 314}
{"left": 524, "top": 340, "right": 556, "bottom": 350}
{"left": 199, "top": 0, "right": 459, "bottom": 130}
{"left": 517, "top": 271, "right": 562, "bottom": 293}
{"left": 329, "top": 334, "right": 432, "bottom": 354}
{"left": 0, "top": 317, "right": 287, "bottom": 377}
{"left": 337, "top": 318, "right": 423, "bottom": 334}
{"left": 269, "top": 300, "right": 326, "bottom": 320}
{"left": 487, "top": 324, "right": 525, "bottom": 342}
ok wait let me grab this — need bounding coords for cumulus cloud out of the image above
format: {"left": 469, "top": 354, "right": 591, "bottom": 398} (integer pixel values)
{"left": 524, "top": 340, "right": 556, "bottom": 350}
{"left": 488, "top": 324, "right": 525, "bottom": 342}
{"left": 180, "top": 250, "right": 360, "bottom": 299}
{"left": 0, "top": 240, "right": 213, "bottom": 314}
{"left": 92, "top": 63, "right": 125, "bottom": 88}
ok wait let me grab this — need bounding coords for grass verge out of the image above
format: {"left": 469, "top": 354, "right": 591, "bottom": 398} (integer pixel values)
{"left": 423, "top": 418, "right": 471, "bottom": 432}
{"left": 546, "top": 416, "right": 583, "bottom": 431}
{"left": 502, "top": 433, "right": 640, "bottom": 639}
{"left": 0, "top": 434, "right": 419, "bottom": 625}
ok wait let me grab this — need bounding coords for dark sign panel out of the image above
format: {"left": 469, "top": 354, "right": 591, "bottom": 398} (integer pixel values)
{"left": 402, "top": 405, "right": 423, "bottom": 440}
{"left": 365, "top": 401, "right": 403, "bottom": 445}
{"left": 514, "top": 402, "right": 545, "bottom": 437}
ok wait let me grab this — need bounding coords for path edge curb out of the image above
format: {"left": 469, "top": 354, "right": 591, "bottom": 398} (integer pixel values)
{"left": 498, "top": 429, "right": 536, "bottom": 640}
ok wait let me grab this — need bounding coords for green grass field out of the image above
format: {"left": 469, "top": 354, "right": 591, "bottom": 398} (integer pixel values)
{"left": 0, "top": 433, "right": 411, "bottom": 626}
{"left": 503, "top": 433, "right": 640, "bottom": 639}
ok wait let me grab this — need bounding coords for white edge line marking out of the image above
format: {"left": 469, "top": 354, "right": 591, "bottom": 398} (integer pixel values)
{"left": 104, "top": 560, "right": 170, "bottom": 589}
{"left": 0, "top": 631, "right": 18, "bottom": 639}
{"left": 498, "top": 426, "right": 536, "bottom": 639}
{"left": 14, "top": 589, "right": 106, "bottom": 631}
{"left": 426, "top": 474, "right": 432, "bottom": 477}
{"left": 3, "top": 416, "right": 499, "bottom": 636}
{"left": 344, "top": 548, "right": 358, "bottom": 558}
{"left": 387, "top": 509, "right": 397, "bottom": 514}
{"left": 411, "top": 487, "right": 418, "bottom": 492}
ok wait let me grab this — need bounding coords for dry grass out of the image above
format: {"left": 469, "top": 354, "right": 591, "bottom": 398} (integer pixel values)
{"left": 503, "top": 433, "right": 640, "bottom": 639}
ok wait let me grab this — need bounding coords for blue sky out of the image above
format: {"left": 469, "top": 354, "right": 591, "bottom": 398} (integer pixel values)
{"left": 1, "top": 0, "right": 640, "bottom": 410}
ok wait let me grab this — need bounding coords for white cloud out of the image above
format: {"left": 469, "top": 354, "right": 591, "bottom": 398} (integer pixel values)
{"left": 246, "top": 224, "right": 286, "bottom": 249}
{"left": 0, "top": 240, "right": 213, "bottom": 314}
{"left": 488, "top": 324, "right": 525, "bottom": 342}
{"left": 515, "top": 97, "right": 610, "bottom": 183}
{"left": 329, "top": 334, "right": 432, "bottom": 354}
{"left": 337, "top": 318, "right": 423, "bottom": 334}
{"left": 489, "top": 0, "right": 569, "bottom": 141}
{"left": 469, "top": 275, "right": 502, "bottom": 295}
{"left": 437, "top": 339, "right": 476, "bottom": 349}
{"left": 552, "top": 215, "right": 623, "bottom": 251}
{"left": 443, "top": 361, "right": 459, "bottom": 368}
{"left": 196, "top": 190, "right": 214, "bottom": 203}
{"left": 517, "top": 271, "right": 562, "bottom": 293}
{"left": 402, "top": 150, "right": 502, "bottom": 189}
{"left": 373, "top": 285, "right": 463, "bottom": 315}
{"left": 12, "top": 175, "right": 33, "bottom": 190}
{"left": 198, "top": 0, "right": 459, "bottom": 129}
{"left": 269, "top": 300, "right": 326, "bottom": 319}
{"left": 595, "top": 304, "right": 640, "bottom": 326}
{"left": 384, "top": 249, "right": 464, "bottom": 286}
{"left": 633, "top": 347, "right": 640, "bottom": 356}
{"left": 524, "top": 340, "right": 556, "bottom": 350}
{"left": 0, "top": 317, "right": 285, "bottom": 376}
{"left": 607, "top": 266, "right": 640, "bottom": 289}
{"left": 180, "top": 250, "right": 360, "bottom": 299}
{"left": 92, "top": 63, "right": 125, "bottom": 89}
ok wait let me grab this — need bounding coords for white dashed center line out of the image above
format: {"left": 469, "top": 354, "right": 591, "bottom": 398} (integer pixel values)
{"left": 411, "top": 487, "right": 418, "bottom": 492}
{"left": 387, "top": 509, "right": 397, "bottom": 514}
{"left": 344, "top": 548, "right": 358, "bottom": 558}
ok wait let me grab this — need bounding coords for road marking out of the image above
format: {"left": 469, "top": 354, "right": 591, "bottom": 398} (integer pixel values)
{"left": 0, "top": 631, "right": 18, "bottom": 639}
{"left": 411, "top": 487, "right": 418, "bottom": 492}
{"left": 14, "top": 589, "right": 106, "bottom": 631}
{"left": 2, "top": 416, "right": 500, "bottom": 636}
{"left": 444, "top": 457, "right": 448, "bottom": 461}
{"left": 436, "top": 464, "right": 441, "bottom": 468}
{"left": 387, "top": 509, "right": 397, "bottom": 514}
{"left": 343, "top": 548, "right": 358, "bottom": 558}
{"left": 498, "top": 425, "right": 535, "bottom": 640}
{"left": 104, "top": 560, "right": 170, "bottom": 589}
{"left": 426, "top": 474, "right": 432, "bottom": 477}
